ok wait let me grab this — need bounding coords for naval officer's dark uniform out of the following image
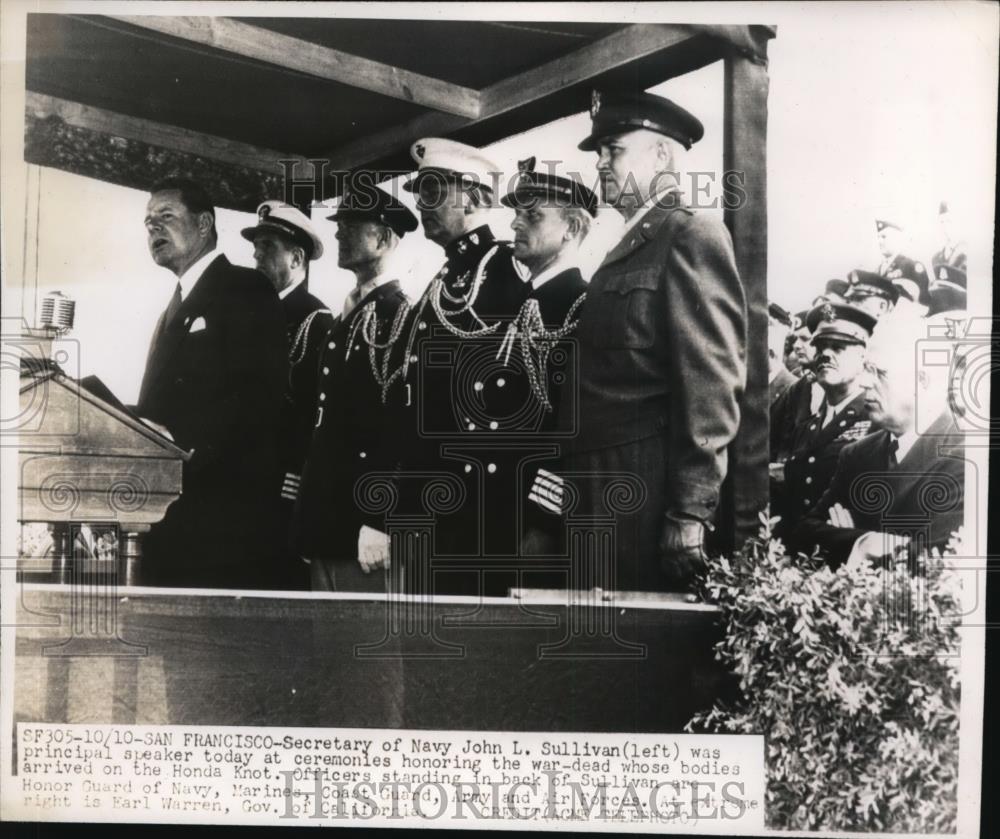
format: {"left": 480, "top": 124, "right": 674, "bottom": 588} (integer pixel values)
{"left": 385, "top": 223, "right": 530, "bottom": 596}
{"left": 293, "top": 280, "right": 410, "bottom": 587}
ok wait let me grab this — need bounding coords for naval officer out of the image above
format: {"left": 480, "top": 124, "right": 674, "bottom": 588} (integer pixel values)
{"left": 293, "top": 186, "right": 417, "bottom": 592}
{"left": 241, "top": 201, "right": 333, "bottom": 588}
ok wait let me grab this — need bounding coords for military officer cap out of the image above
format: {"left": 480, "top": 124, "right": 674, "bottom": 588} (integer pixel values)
{"left": 807, "top": 302, "right": 877, "bottom": 346}
{"left": 327, "top": 186, "right": 418, "bottom": 237}
{"left": 578, "top": 89, "right": 704, "bottom": 152}
{"left": 927, "top": 264, "right": 967, "bottom": 316}
{"left": 791, "top": 310, "right": 811, "bottom": 332}
{"left": 241, "top": 201, "right": 323, "bottom": 259}
{"left": 885, "top": 259, "right": 928, "bottom": 303}
{"left": 500, "top": 156, "right": 599, "bottom": 217}
{"left": 875, "top": 218, "right": 903, "bottom": 233}
{"left": 768, "top": 302, "right": 793, "bottom": 327}
{"left": 845, "top": 269, "right": 900, "bottom": 304}
{"left": 825, "top": 278, "right": 849, "bottom": 299}
{"left": 404, "top": 138, "right": 501, "bottom": 194}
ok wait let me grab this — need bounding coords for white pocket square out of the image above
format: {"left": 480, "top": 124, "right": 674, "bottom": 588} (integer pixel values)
{"left": 188, "top": 316, "right": 207, "bottom": 333}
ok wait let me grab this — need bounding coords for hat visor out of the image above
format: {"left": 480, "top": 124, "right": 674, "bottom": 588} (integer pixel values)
{"left": 577, "top": 132, "right": 600, "bottom": 153}
{"left": 240, "top": 225, "right": 262, "bottom": 243}
{"left": 810, "top": 331, "right": 866, "bottom": 346}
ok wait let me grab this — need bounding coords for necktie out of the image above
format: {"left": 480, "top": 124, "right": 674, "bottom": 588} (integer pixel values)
{"left": 888, "top": 437, "right": 899, "bottom": 468}
{"left": 164, "top": 283, "right": 183, "bottom": 327}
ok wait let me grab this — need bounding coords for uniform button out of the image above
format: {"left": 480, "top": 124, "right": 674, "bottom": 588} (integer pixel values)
{"left": 467, "top": 422, "right": 476, "bottom": 431}
{"left": 489, "top": 421, "right": 499, "bottom": 430}
{"left": 328, "top": 341, "right": 336, "bottom": 349}
{"left": 805, "top": 477, "right": 813, "bottom": 484}
{"left": 474, "top": 381, "right": 484, "bottom": 392}
{"left": 809, "top": 424, "right": 816, "bottom": 431}
{"left": 803, "top": 498, "right": 811, "bottom": 506}
{"left": 808, "top": 456, "right": 816, "bottom": 463}
{"left": 319, "top": 393, "right": 326, "bottom": 401}
{"left": 354, "top": 344, "right": 360, "bottom": 351}
{"left": 418, "top": 321, "right": 427, "bottom": 331}
{"left": 410, "top": 355, "right": 418, "bottom": 364}
{"left": 464, "top": 464, "right": 472, "bottom": 473}
{"left": 322, "top": 367, "right": 329, "bottom": 375}
{"left": 487, "top": 463, "right": 497, "bottom": 474}
{"left": 497, "top": 378, "right": 506, "bottom": 388}
{"left": 359, "top": 451, "right": 367, "bottom": 459}
{"left": 839, "top": 420, "right": 847, "bottom": 427}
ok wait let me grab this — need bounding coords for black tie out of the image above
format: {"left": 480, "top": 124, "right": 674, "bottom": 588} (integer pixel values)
{"left": 888, "top": 437, "right": 899, "bottom": 468}
{"left": 164, "top": 283, "right": 183, "bottom": 327}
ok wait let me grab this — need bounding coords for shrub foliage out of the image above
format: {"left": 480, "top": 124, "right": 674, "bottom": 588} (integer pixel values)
{"left": 689, "top": 519, "right": 962, "bottom": 832}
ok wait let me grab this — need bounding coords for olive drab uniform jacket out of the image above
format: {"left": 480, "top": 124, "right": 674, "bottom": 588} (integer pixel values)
{"left": 561, "top": 191, "right": 746, "bottom": 592}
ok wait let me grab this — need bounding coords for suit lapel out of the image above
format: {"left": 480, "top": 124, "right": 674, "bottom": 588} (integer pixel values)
{"left": 139, "top": 254, "right": 226, "bottom": 401}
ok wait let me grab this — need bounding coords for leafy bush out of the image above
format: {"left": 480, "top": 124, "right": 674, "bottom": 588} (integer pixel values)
{"left": 688, "top": 517, "right": 962, "bottom": 833}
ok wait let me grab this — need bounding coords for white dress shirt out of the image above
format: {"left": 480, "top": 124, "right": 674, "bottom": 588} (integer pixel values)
{"left": 177, "top": 248, "right": 220, "bottom": 300}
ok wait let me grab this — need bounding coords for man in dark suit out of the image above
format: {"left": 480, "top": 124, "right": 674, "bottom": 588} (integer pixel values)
{"left": 137, "top": 178, "right": 287, "bottom": 588}
{"left": 792, "top": 318, "right": 965, "bottom": 567}
{"left": 772, "top": 303, "right": 877, "bottom": 535}
{"left": 495, "top": 157, "right": 598, "bottom": 585}
{"left": 293, "top": 187, "right": 416, "bottom": 593}
{"left": 241, "top": 201, "right": 333, "bottom": 589}
{"left": 562, "top": 89, "right": 747, "bottom": 592}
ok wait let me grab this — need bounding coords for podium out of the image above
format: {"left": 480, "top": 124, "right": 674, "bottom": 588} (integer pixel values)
{"left": 17, "top": 354, "right": 189, "bottom": 587}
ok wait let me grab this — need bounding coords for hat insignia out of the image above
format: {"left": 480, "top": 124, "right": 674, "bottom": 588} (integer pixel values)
{"left": 939, "top": 266, "right": 948, "bottom": 280}
{"left": 821, "top": 302, "right": 836, "bottom": 323}
{"left": 849, "top": 271, "right": 858, "bottom": 284}
{"left": 414, "top": 143, "right": 425, "bottom": 160}
{"left": 259, "top": 204, "right": 271, "bottom": 219}
{"left": 916, "top": 263, "right": 925, "bottom": 273}
{"left": 590, "top": 90, "right": 601, "bottom": 118}
{"left": 517, "top": 156, "right": 536, "bottom": 175}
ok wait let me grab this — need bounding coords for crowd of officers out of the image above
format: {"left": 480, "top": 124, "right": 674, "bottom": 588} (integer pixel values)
{"left": 133, "top": 88, "right": 749, "bottom": 596}
{"left": 131, "top": 86, "right": 967, "bottom": 596}
{"left": 767, "top": 205, "right": 967, "bottom": 567}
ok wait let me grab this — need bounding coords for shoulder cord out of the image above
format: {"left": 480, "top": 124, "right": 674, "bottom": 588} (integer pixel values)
{"left": 290, "top": 308, "right": 333, "bottom": 367}
{"left": 513, "top": 292, "right": 587, "bottom": 412}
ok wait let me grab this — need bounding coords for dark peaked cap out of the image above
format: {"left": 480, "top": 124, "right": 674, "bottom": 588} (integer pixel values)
{"left": 579, "top": 89, "right": 704, "bottom": 151}
{"left": 327, "top": 186, "right": 418, "bottom": 237}
{"left": 807, "top": 302, "right": 877, "bottom": 346}
{"left": 500, "top": 157, "right": 598, "bottom": 217}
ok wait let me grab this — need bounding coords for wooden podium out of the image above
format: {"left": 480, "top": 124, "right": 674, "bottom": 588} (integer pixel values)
{"left": 17, "top": 345, "right": 189, "bottom": 587}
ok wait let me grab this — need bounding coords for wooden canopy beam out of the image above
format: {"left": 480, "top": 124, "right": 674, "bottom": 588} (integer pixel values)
{"left": 322, "top": 23, "right": 699, "bottom": 174}
{"left": 105, "top": 15, "right": 483, "bottom": 119}
{"left": 25, "top": 91, "right": 311, "bottom": 177}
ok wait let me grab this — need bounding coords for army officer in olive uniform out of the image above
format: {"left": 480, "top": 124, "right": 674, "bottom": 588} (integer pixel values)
{"left": 561, "top": 90, "right": 747, "bottom": 593}
{"left": 773, "top": 302, "right": 877, "bottom": 535}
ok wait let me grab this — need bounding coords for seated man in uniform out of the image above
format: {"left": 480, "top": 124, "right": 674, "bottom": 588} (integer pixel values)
{"left": 844, "top": 269, "right": 899, "bottom": 321}
{"left": 792, "top": 317, "right": 965, "bottom": 567}
{"left": 768, "top": 302, "right": 797, "bottom": 406}
{"left": 772, "top": 302, "right": 877, "bottom": 535}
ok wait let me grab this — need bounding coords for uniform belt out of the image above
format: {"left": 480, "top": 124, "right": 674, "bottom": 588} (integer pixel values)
{"left": 567, "top": 403, "right": 670, "bottom": 453}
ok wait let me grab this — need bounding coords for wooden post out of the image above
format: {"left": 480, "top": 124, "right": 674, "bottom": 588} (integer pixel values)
{"left": 722, "top": 46, "right": 771, "bottom": 550}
